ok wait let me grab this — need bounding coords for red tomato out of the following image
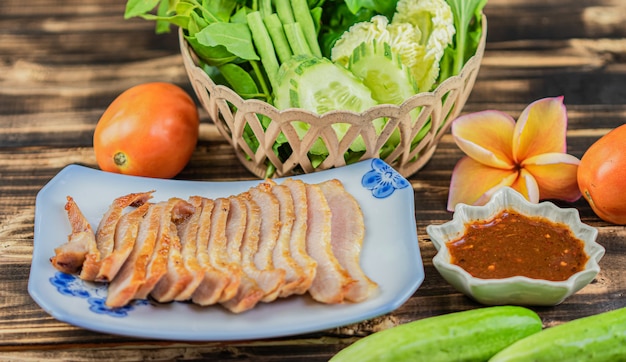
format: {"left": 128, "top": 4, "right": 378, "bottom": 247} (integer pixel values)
{"left": 577, "top": 123, "right": 626, "bottom": 224}
{"left": 93, "top": 82, "right": 199, "bottom": 178}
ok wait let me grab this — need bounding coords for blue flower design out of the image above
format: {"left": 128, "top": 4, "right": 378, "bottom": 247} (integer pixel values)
{"left": 49, "top": 272, "right": 148, "bottom": 317}
{"left": 361, "top": 159, "right": 410, "bottom": 198}
{"left": 50, "top": 272, "right": 90, "bottom": 298}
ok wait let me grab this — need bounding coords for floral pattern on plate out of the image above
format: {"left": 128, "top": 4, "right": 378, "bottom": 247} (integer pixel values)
{"left": 49, "top": 272, "right": 149, "bottom": 317}
{"left": 362, "top": 158, "right": 411, "bottom": 198}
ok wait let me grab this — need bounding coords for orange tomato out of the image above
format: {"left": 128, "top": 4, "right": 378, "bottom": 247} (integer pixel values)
{"left": 93, "top": 82, "right": 199, "bottom": 178}
{"left": 577, "top": 123, "right": 626, "bottom": 224}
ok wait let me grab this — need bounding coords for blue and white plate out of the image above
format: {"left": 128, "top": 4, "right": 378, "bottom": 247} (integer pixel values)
{"left": 29, "top": 159, "right": 423, "bottom": 341}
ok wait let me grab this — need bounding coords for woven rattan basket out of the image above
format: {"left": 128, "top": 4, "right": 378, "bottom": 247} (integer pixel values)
{"left": 180, "top": 16, "right": 487, "bottom": 178}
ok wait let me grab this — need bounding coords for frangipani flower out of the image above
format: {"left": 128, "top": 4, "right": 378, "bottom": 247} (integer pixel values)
{"left": 447, "top": 96, "right": 581, "bottom": 211}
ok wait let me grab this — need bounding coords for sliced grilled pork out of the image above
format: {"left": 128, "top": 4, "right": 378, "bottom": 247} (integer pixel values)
{"left": 81, "top": 191, "right": 153, "bottom": 281}
{"left": 281, "top": 178, "right": 317, "bottom": 295}
{"left": 173, "top": 196, "right": 207, "bottom": 302}
{"left": 56, "top": 176, "right": 375, "bottom": 311}
{"left": 247, "top": 183, "right": 286, "bottom": 303}
{"left": 304, "top": 183, "right": 354, "bottom": 304}
{"left": 221, "top": 195, "right": 264, "bottom": 313}
{"left": 51, "top": 196, "right": 98, "bottom": 274}
{"left": 266, "top": 181, "right": 307, "bottom": 298}
{"left": 191, "top": 198, "right": 231, "bottom": 306}
{"left": 319, "top": 179, "right": 377, "bottom": 302}
{"left": 106, "top": 203, "right": 162, "bottom": 307}
{"left": 134, "top": 198, "right": 194, "bottom": 300}
{"left": 239, "top": 192, "right": 285, "bottom": 302}
{"left": 95, "top": 202, "right": 150, "bottom": 283}
{"left": 204, "top": 198, "right": 242, "bottom": 303}
{"left": 150, "top": 199, "right": 197, "bottom": 303}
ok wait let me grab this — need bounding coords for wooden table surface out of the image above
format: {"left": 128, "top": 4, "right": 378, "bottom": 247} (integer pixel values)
{"left": 2, "top": 0, "right": 626, "bottom": 360}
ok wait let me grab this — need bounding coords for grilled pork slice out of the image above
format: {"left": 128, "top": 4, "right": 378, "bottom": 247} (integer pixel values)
{"left": 266, "top": 181, "right": 307, "bottom": 298}
{"left": 150, "top": 199, "right": 197, "bottom": 303}
{"left": 248, "top": 183, "right": 286, "bottom": 303}
{"left": 204, "top": 198, "right": 242, "bottom": 303}
{"left": 281, "top": 178, "right": 317, "bottom": 295}
{"left": 304, "top": 183, "right": 354, "bottom": 304}
{"left": 191, "top": 198, "right": 231, "bottom": 306}
{"left": 51, "top": 196, "right": 98, "bottom": 274}
{"left": 134, "top": 198, "right": 194, "bottom": 300}
{"left": 95, "top": 202, "right": 151, "bottom": 283}
{"left": 239, "top": 192, "right": 285, "bottom": 302}
{"left": 81, "top": 191, "right": 153, "bottom": 281}
{"left": 220, "top": 195, "right": 264, "bottom": 313}
{"left": 282, "top": 178, "right": 317, "bottom": 294}
{"left": 173, "top": 196, "right": 207, "bottom": 302}
{"left": 106, "top": 203, "right": 162, "bottom": 307}
{"left": 319, "top": 179, "right": 377, "bottom": 302}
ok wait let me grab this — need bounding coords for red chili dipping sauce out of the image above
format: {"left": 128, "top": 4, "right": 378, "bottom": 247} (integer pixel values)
{"left": 447, "top": 209, "right": 589, "bottom": 281}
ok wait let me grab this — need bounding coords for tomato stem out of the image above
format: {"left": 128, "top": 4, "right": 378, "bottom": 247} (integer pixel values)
{"left": 113, "top": 152, "right": 127, "bottom": 167}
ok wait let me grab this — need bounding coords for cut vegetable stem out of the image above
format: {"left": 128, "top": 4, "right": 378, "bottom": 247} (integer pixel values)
{"left": 249, "top": 60, "right": 272, "bottom": 100}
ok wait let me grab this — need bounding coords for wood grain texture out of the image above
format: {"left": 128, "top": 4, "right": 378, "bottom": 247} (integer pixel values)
{"left": 1, "top": 0, "right": 625, "bottom": 360}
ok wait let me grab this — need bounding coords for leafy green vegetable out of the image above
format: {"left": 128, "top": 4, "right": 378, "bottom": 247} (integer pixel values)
{"left": 392, "top": 0, "right": 455, "bottom": 91}
{"left": 331, "top": 15, "right": 408, "bottom": 66}
{"left": 124, "top": 0, "right": 161, "bottom": 19}
{"left": 195, "top": 22, "right": 259, "bottom": 61}
{"left": 218, "top": 63, "right": 261, "bottom": 98}
{"left": 318, "top": 2, "right": 384, "bottom": 58}
{"left": 330, "top": 0, "right": 455, "bottom": 93}
{"left": 438, "top": 0, "right": 487, "bottom": 80}
{"left": 124, "top": 0, "right": 487, "bottom": 175}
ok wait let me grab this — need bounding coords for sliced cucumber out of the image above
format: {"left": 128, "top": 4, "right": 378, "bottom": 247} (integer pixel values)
{"left": 274, "top": 54, "right": 376, "bottom": 113}
{"left": 348, "top": 40, "right": 419, "bottom": 152}
{"left": 274, "top": 54, "right": 378, "bottom": 154}
{"left": 348, "top": 40, "right": 418, "bottom": 105}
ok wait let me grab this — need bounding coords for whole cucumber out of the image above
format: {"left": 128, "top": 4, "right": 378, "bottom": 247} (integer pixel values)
{"left": 490, "top": 306, "right": 626, "bottom": 361}
{"left": 330, "top": 306, "right": 542, "bottom": 362}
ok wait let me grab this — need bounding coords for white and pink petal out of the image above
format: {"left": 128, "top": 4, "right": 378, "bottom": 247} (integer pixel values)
{"left": 447, "top": 156, "right": 519, "bottom": 211}
{"left": 521, "top": 152, "right": 581, "bottom": 202}
{"left": 513, "top": 96, "right": 568, "bottom": 162}
{"left": 451, "top": 110, "right": 516, "bottom": 169}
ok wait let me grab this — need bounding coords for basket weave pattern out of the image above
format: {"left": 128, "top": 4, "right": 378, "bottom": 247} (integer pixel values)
{"left": 180, "top": 17, "right": 486, "bottom": 178}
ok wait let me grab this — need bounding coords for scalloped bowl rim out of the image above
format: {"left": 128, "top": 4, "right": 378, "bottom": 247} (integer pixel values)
{"left": 426, "top": 187, "right": 605, "bottom": 305}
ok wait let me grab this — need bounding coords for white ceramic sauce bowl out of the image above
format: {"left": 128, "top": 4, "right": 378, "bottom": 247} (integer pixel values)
{"left": 426, "top": 187, "right": 605, "bottom": 306}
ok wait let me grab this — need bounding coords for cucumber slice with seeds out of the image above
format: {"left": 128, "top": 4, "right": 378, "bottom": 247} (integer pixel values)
{"left": 348, "top": 40, "right": 418, "bottom": 105}
{"left": 274, "top": 54, "right": 378, "bottom": 155}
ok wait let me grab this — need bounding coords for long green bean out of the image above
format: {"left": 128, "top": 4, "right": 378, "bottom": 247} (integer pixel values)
{"left": 290, "top": 0, "right": 322, "bottom": 57}
{"left": 283, "top": 22, "right": 312, "bottom": 56}
{"left": 263, "top": 13, "right": 293, "bottom": 63}
{"left": 246, "top": 11, "right": 280, "bottom": 89}
{"left": 274, "top": 0, "right": 295, "bottom": 24}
